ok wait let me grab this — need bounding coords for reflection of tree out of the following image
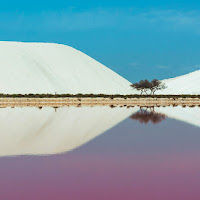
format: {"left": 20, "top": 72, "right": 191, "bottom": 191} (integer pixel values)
{"left": 130, "top": 107, "right": 166, "bottom": 124}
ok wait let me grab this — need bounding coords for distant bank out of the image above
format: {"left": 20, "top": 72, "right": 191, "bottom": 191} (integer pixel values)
{"left": 0, "top": 96, "right": 200, "bottom": 108}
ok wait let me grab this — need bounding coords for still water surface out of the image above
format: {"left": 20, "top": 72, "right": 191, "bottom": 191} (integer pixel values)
{"left": 0, "top": 106, "right": 199, "bottom": 200}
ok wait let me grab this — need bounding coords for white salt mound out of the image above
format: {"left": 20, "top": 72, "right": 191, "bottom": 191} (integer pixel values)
{"left": 160, "top": 70, "right": 200, "bottom": 95}
{"left": 0, "top": 41, "right": 133, "bottom": 94}
{"left": 0, "top": 41, "right": 199, "bottom": 95}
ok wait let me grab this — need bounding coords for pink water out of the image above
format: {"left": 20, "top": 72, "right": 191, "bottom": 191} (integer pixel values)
{"left": 0, "top": 117, "right": 200, "bottom": 200}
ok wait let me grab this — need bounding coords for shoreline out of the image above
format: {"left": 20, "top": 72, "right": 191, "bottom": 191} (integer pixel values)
{"left": 0, "top": 97, "right": 200, "bottom": 107}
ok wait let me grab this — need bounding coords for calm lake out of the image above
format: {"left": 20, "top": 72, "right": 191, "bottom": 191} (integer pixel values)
{"left": 0, "top": 106, "right": 199, "bottom": 200}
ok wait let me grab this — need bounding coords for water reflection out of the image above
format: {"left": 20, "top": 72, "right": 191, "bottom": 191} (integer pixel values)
{"left": 0, "top": 106, "right": 199, "bottom": 157}
{"left": 0, "top": 106, "right": 200, "bottom": 200}
{"left": 130, "top": 107, "right": 166, "bottom": 124}
{"left": 0, "top": 106, "right": 137, "bottom": 157}
{"left": 154, "top": 106, "right": 200, "bottom": 127}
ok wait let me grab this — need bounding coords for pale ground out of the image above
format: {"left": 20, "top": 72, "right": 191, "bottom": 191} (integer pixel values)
{"left": 0, "top": 97, "right": 199, "bottom": 107}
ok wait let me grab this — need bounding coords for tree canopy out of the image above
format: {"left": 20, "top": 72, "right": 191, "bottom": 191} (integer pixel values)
{"left": 131, "top": 79, "right": 166, "bottom": 95}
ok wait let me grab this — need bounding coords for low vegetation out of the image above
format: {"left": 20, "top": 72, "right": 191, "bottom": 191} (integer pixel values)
{"left": 0, "top": 93, "right": 199, "bottom": 98}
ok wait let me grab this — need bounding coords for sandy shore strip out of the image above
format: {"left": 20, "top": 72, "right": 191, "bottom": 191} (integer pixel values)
{"left": 0, "top": 97, "right": 200, "bottom": 107}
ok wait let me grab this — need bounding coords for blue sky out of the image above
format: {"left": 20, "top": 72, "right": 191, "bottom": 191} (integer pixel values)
{"left": 1, "top": 0, "right": 200, "bottom": 82}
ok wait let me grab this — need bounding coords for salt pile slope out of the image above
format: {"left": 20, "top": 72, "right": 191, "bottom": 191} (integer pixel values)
{"left": 0, "top": 107, "right": 137, "bottom": 157}
{"left": 160, "top": 70, "right": 200, "bottom": 95}
{"left": 154, "top": 106, "right": 200, "bottom": 128}
{"left": 0, "top": 41, "right": 133, "bottom": 94}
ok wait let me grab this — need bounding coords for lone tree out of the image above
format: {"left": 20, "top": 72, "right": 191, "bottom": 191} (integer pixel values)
{"left": 131, "top": 79, "right": 166, "bottom": 95}
{"left": 150, "top": 79, "right": 166, "bottom": 95}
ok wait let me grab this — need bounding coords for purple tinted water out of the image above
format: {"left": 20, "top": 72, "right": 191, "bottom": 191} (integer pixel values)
{"left": 0, "top": 113, "right": 200, "bottom": 200}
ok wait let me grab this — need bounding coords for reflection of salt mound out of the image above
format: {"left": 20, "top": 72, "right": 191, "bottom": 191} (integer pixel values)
{"left": 154, "top": 106, "right": 200, "bottom": 127}
{"left": 0, "top": 107, "right": 136, "bottom": 157}
{"left": 0, "top": 41, "right": 133, "bottom": 94}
